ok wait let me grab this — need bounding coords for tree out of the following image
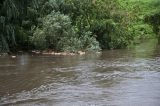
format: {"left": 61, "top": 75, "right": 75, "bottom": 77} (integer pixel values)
{"left": 0, "top": 0, "right": 41, "bottom": 52}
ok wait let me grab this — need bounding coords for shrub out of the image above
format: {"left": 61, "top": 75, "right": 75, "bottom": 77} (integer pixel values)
{"left": 31, "top": 11, "right": 100, "bottom": 52}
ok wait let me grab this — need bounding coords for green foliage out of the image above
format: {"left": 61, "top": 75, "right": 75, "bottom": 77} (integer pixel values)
{"left": 57, "top": 0, "right": 131, "bottom": 49}
{"left": 0, "top": 0, "right": 40, "bottom": 52}
{"left": 31, "top": 28, "right": 46, "bottom": 49}
{"left": 79, "top": 31, "right": 101, "bottom": 51}
{"left": 145, "top": 12, "right": 160, "bottom": 43}
{"left": 129, "top": 24, "right": 155, "bottom": 43}
{"left": 0, "top": 0, "right": 159, "bottom": 53}
{"left": 119, "top": 0, "right": 160, "bottom": 45}
{"left": 31, "top": 11, "right": 100, "bottom": 52}
{"left": 32, "top": 11, "right": 72, "bottom": 50}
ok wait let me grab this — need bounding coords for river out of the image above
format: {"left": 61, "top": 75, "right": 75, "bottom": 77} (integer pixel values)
{"left": 0, "top": 40, "right": 160, "bottom": 106}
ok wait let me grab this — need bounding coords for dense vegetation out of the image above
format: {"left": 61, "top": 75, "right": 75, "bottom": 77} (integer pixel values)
{"left": 0, "top": 0, "right": 159, "bottom": 53}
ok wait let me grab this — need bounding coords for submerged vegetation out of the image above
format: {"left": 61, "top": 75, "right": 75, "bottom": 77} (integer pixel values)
{"left": 0, "top": 0, "right": 159, "bottom": 53}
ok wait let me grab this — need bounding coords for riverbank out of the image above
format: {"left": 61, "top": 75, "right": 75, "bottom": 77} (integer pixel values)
{"left": 31, "top": 50, "right": 86, "bottom": 56}
{"left": 0, "top": 50, "right": 101, "bottom": 57}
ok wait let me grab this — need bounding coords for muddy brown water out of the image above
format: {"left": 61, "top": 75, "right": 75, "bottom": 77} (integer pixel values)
{"left": 0, "top": 41, "right": 160, "bottom": 106}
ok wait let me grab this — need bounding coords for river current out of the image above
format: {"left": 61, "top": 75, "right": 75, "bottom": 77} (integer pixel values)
{"left": 0, "top": 40, "right": 160, "bottom": 106}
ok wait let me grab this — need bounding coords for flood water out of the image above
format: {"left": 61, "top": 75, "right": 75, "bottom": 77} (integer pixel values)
{"left": 0, "top": 40, "right": 160, "bottom": 106}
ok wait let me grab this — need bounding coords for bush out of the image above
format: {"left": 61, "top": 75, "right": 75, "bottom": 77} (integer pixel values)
{"left": 92, "top": 19, "right": 131, "bottom": 49}
{"left": 128, "top": 24, "right": 155, "bottom": 43}
{"left": 31, "top": 11, "right": 100, "bottom": 52}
